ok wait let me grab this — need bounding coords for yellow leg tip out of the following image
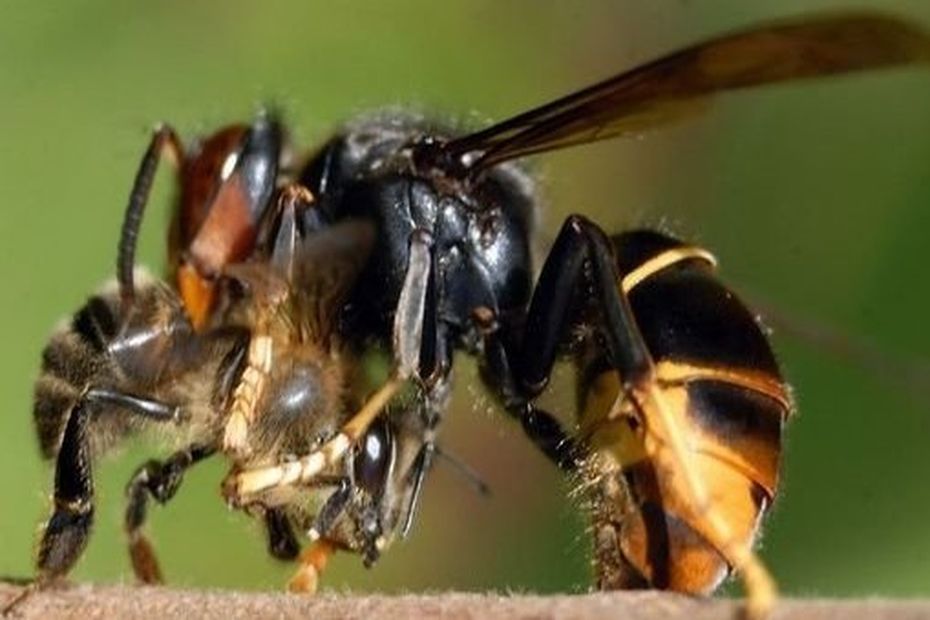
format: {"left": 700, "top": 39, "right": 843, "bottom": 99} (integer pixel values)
{"left": 744, "top": 598, "right": 775, "bottom": 620}
{"left": 742, "top": 566, "right": 778, "bottom": 620}
{"left": 287, "top": 565, "right": 320, "bottom": 595}
{"left": 128, "top": 534, "right": 164, "bottom": 585}
{"left": 287, "top": 540, "right": 335, "bottom": 595}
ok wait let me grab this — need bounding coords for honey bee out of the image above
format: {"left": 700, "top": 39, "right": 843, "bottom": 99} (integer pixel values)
{"left": 4, "top": 163, "right": 434, "bottom": 612}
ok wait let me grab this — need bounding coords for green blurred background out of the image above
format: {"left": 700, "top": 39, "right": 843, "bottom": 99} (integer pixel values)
{"left": 2, "top": 0, "right": 929, "bottom": 599}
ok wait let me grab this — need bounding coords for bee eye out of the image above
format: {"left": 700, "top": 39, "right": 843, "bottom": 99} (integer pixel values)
{"left": 354, "top": 419, "right": 394, "bottom": 497}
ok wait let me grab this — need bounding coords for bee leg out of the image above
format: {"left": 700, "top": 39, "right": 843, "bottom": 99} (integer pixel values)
{"left": 306, "top": 478, "right": 352, "bottom": 541}
{"left": 0, "top": 579, "right": 46, "bottom": 618}
{"left": 2, "top": 390, "right": 180, "bottom": 615}
{"left": 211, "top": 328, "right": 251, "bottom": 410}
{"left": 229, "top": 231, "right": 431, "bottom": 500}
{"left": 206, "top": 328, "right": 260, "bottom": 457}
{"left": 44, "top": 390, "right": 178, "bottom": 586}
{"left": 276, "top": 481, "right": 353, "bottom": 594}
{"left": 124, "top": 443, "right": 216, "bottom": 584}
{"left": 117, "top": 124, "right": 183, "bottom": 310}
{"left": 287, "top": 540, "right": 337, "bottom": 595}
{"left": 522, "top": 215, "right": 776, "bottom": 618}
{"left": 229, "top": 377, "right": 405, "bottom": 498}
{"left": 227, "top": 230, "right": 430, "bottom": 498}
{"left": 222, "top": 333, "right": 273, "bottom": 455}
{"left": 264, "top": 509, "right": 300, "bottom": 561}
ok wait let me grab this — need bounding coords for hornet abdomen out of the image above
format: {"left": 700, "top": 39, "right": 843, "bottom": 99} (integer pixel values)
{"left": 579, "top": 230, "right": 791, "bottom": 594}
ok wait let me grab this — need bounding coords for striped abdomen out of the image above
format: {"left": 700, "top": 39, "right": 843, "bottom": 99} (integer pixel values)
{"left": 579, "top": 230, "right": 791, "bottom": 594}
{"left": 33, "top": 293, "right": 123, "bottom": 459}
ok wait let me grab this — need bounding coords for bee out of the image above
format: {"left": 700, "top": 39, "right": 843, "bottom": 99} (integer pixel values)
{"left": 120, "top": 113, "right": 449, "bottom": 585}
{"left": 4, "top": 146, "right": 436, "bottom": 613}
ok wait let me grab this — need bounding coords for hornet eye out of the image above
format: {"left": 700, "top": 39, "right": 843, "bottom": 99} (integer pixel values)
{"left": 354, "top": 418, "right": 394, "bottom": 497}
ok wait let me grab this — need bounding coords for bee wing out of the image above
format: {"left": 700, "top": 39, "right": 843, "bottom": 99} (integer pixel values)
{"left": 291, "top": 219, "right": 376, "bottom": 338}
{"left": 224, "top": 220, "right": 375, "bottom": 339}
{"left": 223, "top": 262, "right": 290, "bottom": 307}
{"left": 439, "top": 12, "right": 930, "bottom": 174}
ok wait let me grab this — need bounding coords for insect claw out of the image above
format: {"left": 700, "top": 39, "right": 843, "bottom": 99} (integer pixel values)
{"left": 171, "top": 406, "right": 188, "bottom": 424}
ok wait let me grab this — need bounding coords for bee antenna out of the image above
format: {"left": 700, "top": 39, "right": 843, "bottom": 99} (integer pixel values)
{"left": 118, "top": 124, "right": 182, "bottom": 314}
{"left": 434, "top": 446, "right": 491, "bottom": 498}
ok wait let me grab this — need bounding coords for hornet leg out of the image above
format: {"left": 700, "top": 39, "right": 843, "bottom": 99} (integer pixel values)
{"left": 477, "top": 315, "right": 579, "bottom": 471}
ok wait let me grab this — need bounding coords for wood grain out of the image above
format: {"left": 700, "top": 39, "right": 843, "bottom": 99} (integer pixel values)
{"left": 2, "top": 584, "right": 929, "bottom": 620}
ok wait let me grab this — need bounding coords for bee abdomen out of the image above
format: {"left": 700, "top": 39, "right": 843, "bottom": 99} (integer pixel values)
{"left": 70, "top": 295, "right": 120, "bottom": 352}
{"left": 33, "top": 294, "right": 121, "bottom": 459}
{"left": 33, "top": 373, "right": 80, "bottom": 459}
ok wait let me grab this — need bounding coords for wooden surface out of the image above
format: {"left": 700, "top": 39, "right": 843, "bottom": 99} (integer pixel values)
{"left": 2, "top": 584, "right": 930, "bottom": 620}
